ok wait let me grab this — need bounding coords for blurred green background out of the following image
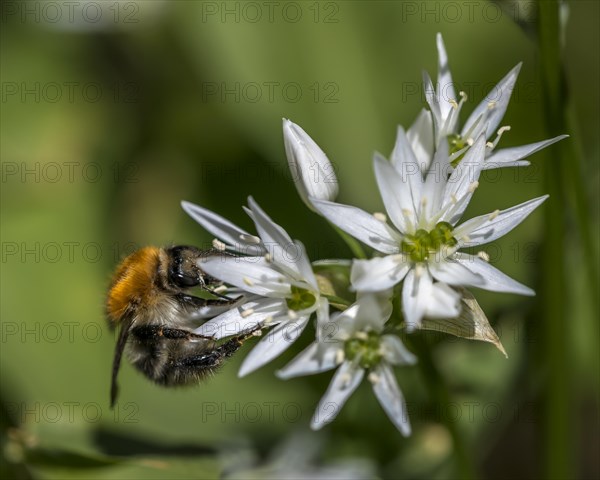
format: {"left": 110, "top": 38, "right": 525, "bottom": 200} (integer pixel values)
{"left": 1, "top": 1, "right": 598, "bottom": 479}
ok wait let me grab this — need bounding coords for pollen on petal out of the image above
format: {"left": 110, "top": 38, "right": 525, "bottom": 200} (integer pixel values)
{"left": 373, "top": 212, "right": 387, "bottom": 223}
{"left": 288, "top": 309, "right": 298, "bottom": 320}
{"left": 368, "top": 372, "right": 380, "bottom": 384}
{"left": 241, "top": 308, "right": 255, "bottom": 318}
{"left": 212, "top": 239, "right": 227, "bottom": 251}
{"left": 477, "top": 251, "right": 490, "bottom": 262}
{"left": 264, "top": 253, "right": 273, "bottom": 262}
{"left": 339, "top": 372, "right": 352, "bottom": 388}
{"left": 243, "top": 277, "right": 254, "bottom": 286}
{"left": 487, "top": 101, "right": 497, "bottom": 109}
{"left": 468, "top": 181, "right": 479, "bottom": 193}
{"left": 488, "top": 209, "right": 500, "bottom": 221}
{"left": 213, "top": 285, "right": 228, "bottom": 294}
{"left": 335, "top": 349, "right": 345, "bottom": 364}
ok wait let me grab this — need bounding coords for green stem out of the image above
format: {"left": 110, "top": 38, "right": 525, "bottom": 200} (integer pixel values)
{"left": 320, "top": 293, "right": 351, "bottom": 309}
{"left": 406, "top": 335, "right": 477, "bottom": 480}
{"left": 331, "top": 224, "right": 367, "bottom": 259}
{"left": 537, "top": 2, "right": 575, "bottom": 479}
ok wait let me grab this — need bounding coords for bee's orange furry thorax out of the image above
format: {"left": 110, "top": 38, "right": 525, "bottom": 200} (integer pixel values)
{"left": 106, "top": 246, "right": 162, "bottom": 324}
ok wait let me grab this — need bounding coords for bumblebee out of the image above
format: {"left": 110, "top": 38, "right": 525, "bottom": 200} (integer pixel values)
{"left": 106, "top": 245, "right": 252, "bottom": 407}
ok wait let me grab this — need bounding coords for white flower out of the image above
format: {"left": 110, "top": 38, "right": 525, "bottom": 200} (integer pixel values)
{"left": 311, "top": 131, "right": 548, "bottom": 331}
{"left": 183, "top": 196, "right": 328, "bottom": 377}
{"left": 414, "top": 33, "right": 567, "bottom": 170}
{"left": 277, "top": 292, "right": 416, "bottom": 436}
{"left": 283, "top": 118, "right": 338, "bottom": 210}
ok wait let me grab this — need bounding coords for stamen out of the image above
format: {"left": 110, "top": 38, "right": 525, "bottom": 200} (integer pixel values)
{"left": 240, "top": 308, "right": 255, "bottom": 318}
{"left": 354, "top": 331, "right": 368, "bottom": 340}
{"left": 335, "top": 349, "right": 345, "bottom": 364}
{"left": 288, "top": 309, "right": 298, "bottom": 320}
{"left": 368, "top": 372, "right": 380, "bottom": 384}
{"left": 449, "top": 99, "right": 459, "bottom": 109}
{"left": 488, "top": 125, "right": 512, "bottom": 150}
{"left": 415, "top": 264, "right": 425, "bottom": 278}
{"left": 487, "top": 101, "right": 497, "bottom": 109}
{"left": 373, "top": 212, "right": 387, "bottom": 223}
{"left": 466, "top": 137, "right": 474, "bottom": 146}
{"left": 243, "top": 277, "right": 254, "bottom": 286}
{"left": 488, "top": 209, "right": 500, "bottom": 221}
{"left": 212, "top": 239, "right": 227, "bottom": 251}
{"left": 451, "top": 194, "right": 458, "bottom": 204}
{"left": 468, "top": 181, "right": 479, "bottom": 193}
{"left": 213, "top": 285, "right": 228, "bottom": 294}
{"left": 264, "top": 253, "right": 273, "bottom": 262}
{"left": 252, "top": 329, "right": 263, "bottom": 337}
{"left": 239, "top": 234, "right": 261, "bottom": 244}
{"left": 477, "top": 251, "right": 490, "bottom": 262}
{"left": 459, "top": 91, "right": 468, "bottom": 102}
{"left": 263, "top": 316, "right": 274, "bottom": 325}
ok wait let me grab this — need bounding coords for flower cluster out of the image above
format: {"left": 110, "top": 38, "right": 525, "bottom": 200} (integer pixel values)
{"left": 183, "top": 34, "right": 565, "bottom": 435}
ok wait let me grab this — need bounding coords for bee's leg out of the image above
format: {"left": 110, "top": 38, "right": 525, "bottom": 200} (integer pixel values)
{"left": 176, "top": 293, "right": 241, "bottom": 308}
{"left": 158, "top": 328, "right": 262, "bottom": 385}
{"left": 130, "top": 325, "right": 214, "bottom": 341}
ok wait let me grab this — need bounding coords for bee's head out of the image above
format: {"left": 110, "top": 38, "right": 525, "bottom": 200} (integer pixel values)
{"left": 165, "top": 245, "right": 217, "bottom": 290}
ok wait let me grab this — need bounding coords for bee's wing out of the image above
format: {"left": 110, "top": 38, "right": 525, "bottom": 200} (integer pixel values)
{"left": 110, "top": 321, "right": 132, "bottom": 408}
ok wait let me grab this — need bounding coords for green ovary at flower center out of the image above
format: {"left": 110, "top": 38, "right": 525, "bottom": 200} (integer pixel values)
{"left": 401, "top": 222, "right": 458, "bottom": 263}
{"left": 286, "top": 286, "right": 317, "bottom": 311}
{"left": 447, "top": 134, "right": 467, "bottom": 166}
{"left": 344, "top": 331, "right": 382, "bottom": 369}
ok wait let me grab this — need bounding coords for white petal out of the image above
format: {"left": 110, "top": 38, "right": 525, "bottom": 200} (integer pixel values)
{"left": 311, "top": 198, "right": 401, "bottom": 254}
{"left": 407, "top": 109, "right": 435, "bottom": 170}
{"left": 193, "top": 298, "right": 286, "bottom": 338}
{"left": 454, "top": 253, "right": 535, "bottom": 295}
{"left": 428, "top": 258, "right": 485, "bottom": 287}
{"left": 181, "top": 201, "right": 264, "bottom": 255}
{"left": 435, "top": 33, "right": 456, "bottom": 121}
{"left": 484, "top": 135, "right": 569, "bottom": 168}
{"left": 370, "top": 363, "right": 411, "bottom": 436}
{"left": 289, "top": 240, "right": 318, "bottom": 290}
{"left": 310, "top": 361, "right": 364, "bottom": 430}
{"left": 461, "top": 63, "right": 522, "bottom": 140}
{"left": 390, "top": 127, "right": 424, "bottom": 206}
{"left": 276, "top": 343, "right": 340, "bottom": 379}
{"left": 283, "top": 119, "right": 338, "bottom": 208}
{"left": 423, "top": 70, "right": 442, "bottom": 134}
{"left": 440, "top": 134, "right": 486, "bottom": 224}
{"left": 247, "top": 196, "right": 304, "bottom": 278}
{"left": 422, "top": 139, "right": 451, "bottom": 218}
{"left": 380, "top": 335, "right": 417, "bottom": 366}
{"left": 238, "top": 316, "right": 310, "bottom": 377}
{"left": 454, "top": 195, "right": 548, "bottom": 247}
{"left": 402, "top": 268, "right": 432, "bottom": 331}
{"left": 350, "top": 256, "right": 410, "bottom": 292}
{"left": 374, "top": 153, "right": 418, "bottom": 233}
{"left": 352, "top": 291, "right": 394, "bottom": 333}
{"left": 200, "top": 256, "right": 290, "bottom": 297}
{"left": 423, "top": 282, "right": 462, "bottom": 318}
{"left": 187, "top": 295, "right": 246, "bottom": 320}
